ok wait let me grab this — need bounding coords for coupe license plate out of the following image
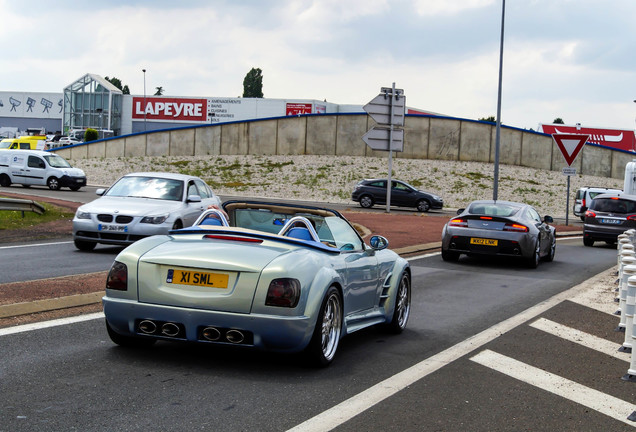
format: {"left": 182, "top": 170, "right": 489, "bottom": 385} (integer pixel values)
{"left": 600, "top": 218, "right": 621, "bottom": 225}
{"left": 167, "top": 269, "right": 229, "bottom": 289}
{"left": 98, "top": 224, "right": 127, "bottom": 232}
{"left": 470, "top": 237, "right": 498, "bottom": 246}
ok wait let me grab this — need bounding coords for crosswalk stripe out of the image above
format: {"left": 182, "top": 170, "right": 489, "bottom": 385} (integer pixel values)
{"left": 470, "top": 349, "right": 635, "bottom": 427}
{"left": 530, "top": 317, "right": 630, "bottom": 362}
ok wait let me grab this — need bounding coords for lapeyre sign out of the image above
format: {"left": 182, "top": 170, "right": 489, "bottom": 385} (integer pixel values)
{"left": 552, "top": 133, "right": 589, "bottom": 166}
{"left": 132, "top": 97, "right": 207, "bottom": 122}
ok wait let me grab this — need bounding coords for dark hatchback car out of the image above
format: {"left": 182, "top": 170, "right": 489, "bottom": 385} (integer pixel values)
{"left": 583, "top": 193, "right": 636, "bottom": 246}
{"left": 351, "top": 179, "right": 443, "bottom": 212}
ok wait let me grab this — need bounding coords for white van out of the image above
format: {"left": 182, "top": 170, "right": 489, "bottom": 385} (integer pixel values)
{"left": 0, "top": 150, "right": 87, "bottom": 190}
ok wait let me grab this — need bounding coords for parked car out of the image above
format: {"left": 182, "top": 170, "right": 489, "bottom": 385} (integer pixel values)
{"left": 0, "top": 149, "right": 86, "bottom": 190}
{"left": 573, "top": 187, "right": 621, "bottom": 221}
{"left": 56, "top": 136, "right": 81, "bottom": 146}
{"left": 102, "top": 201, "right": 411, "bottom": 366}
{"left": 441, "top": 200, "right": 556, "bottom": 268}
{"left": 351, "top": 179, "right": 443, "bottom": 212}
{"left": 72, "top": 172, "right": 221, "bottom": 251}
{"left": 582, "top": 193, "right": 636, "bottom": 246}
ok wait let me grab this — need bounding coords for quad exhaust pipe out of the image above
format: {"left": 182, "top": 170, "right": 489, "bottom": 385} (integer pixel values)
{"left": 202, "top": 326, "right": 245, "bottom": 344}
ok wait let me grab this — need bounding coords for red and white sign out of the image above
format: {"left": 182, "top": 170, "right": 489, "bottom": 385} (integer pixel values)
{"left": 541, "top": 124, "right": 636, "bottom": 153}
{"left": 552, "top": 133, "right": 589, "bottom": 166}
{"left": 286, "top": 103, "right": 312, "bottom": 116}
{"left": 132, "top": 97, "right": 207, "bottom": 122}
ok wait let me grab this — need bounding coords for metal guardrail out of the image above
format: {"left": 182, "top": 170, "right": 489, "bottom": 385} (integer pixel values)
{"left": 0, "top": 197, "right": 46, "bottom": 215}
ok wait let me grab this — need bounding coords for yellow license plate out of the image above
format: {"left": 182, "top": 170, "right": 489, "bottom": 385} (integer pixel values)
{"left": 167, "top": 269, "right": 229, "bottom": 289}
{"left": 470, "top": 237, "right": 498, "bottom": 246}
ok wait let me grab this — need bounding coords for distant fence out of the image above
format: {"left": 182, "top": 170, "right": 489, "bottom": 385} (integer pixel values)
{"left": 54, "top": 113, "right": 634, "bottom": 180}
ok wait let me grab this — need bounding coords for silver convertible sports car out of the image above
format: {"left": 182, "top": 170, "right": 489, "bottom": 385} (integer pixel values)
{"left": 103, "top": 201, "right": 411, "bottom": 366}
{"left": 441, "top": 200, "right": 556, "bottom": 268}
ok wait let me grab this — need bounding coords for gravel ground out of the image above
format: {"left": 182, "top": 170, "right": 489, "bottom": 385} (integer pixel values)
{"left": 69, "top": 155, "right": 624, "bottom": 218}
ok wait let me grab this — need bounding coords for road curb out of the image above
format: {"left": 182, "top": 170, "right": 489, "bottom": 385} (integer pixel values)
{"left": 0, "top": 292, "right": 104, "bottom": 319}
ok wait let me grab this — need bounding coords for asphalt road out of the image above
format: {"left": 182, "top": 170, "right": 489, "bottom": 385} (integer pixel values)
{"left": 1, "top": 238, "right": 631, "bottom": 431}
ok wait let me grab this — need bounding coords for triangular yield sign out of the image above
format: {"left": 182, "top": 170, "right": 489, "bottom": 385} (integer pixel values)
{"left": 552, "top": 133, "right": 589, "bottom": 166}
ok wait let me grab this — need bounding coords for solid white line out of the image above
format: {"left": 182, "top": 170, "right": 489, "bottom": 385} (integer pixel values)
{"left": 286, "top": 268, "right": 612, "bottom": 432}
{"left": 529, "top": 317, "right": 630, "bottom": 362}
{"left": 0, "top": 312, "right": 104, "bottom": 337}
{"left": 470, "top": 349, "right": 635, "bottom": 427}
{"left": 0, "top": 240, "right": 73, "bottom": 250}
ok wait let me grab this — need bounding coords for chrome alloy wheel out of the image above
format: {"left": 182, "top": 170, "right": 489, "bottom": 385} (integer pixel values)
{"left": 321, "top": 291, "right": 342, "bottom": 362}
{"left": 394, "top": 273, "right": 411, "bottom": 329}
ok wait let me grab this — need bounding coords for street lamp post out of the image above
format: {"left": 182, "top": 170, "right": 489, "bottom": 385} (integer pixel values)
{"left": 493, "top": 0, "right": 505, "bottom": 201}
{"left": 142, "top": 69, "right": 147, "bottom": 132}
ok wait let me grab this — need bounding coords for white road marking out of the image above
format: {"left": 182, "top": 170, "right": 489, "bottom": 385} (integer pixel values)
{"left": 286, "top": 268, "right": 612, "bottom": 432}
{"left": 0, "top": 312, "right": 104, "bottom": 337}
{"left": 0, "top": 240, "right": 73, "bottom": 250}
{"left": 470, "top": 349, "right": 635, "bottom": 427}
{"left": 530, "top": 317, "right": 630, "bottom": 362}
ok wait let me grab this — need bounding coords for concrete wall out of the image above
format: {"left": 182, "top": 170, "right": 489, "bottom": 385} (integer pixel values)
{"left": 54, "top": 114, "right": 632, "bottom": 180}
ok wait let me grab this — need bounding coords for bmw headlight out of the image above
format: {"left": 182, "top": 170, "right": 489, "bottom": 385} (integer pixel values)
{"left": 75, "top": 210, "right": 91, "bottom": 219}
{"left": 140, "top": 214, "right": 169, "bottom": 224}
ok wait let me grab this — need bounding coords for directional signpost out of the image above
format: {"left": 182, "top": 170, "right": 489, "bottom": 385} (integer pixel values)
{"left": 362, "top": 84, "right": 405, "bottom": 212}
{"left": 552, "top": 133, "right": 589, "bottom": 225}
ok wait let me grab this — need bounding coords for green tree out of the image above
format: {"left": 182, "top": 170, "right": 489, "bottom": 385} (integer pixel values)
{"left": 242, "top": 67, "right": 264, "bottom": 98}
{"left": 104, "top": 76, "right": 130, "bottom": 94}
{"left": 154, "top": 86, "right": 164, "bottom": 96}
{"left": 84, "top": 128, "right": 99, "bottom": 142}
{"left": 553, "top": 117, "right": 564, "bottom": 124}
{"left": 479, "top": 116, "right": 496, "bottom": 122}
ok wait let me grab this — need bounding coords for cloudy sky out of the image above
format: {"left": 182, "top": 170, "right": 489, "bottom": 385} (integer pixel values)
{"left": 2, "top": 0, "right": 635, "bottom": 131}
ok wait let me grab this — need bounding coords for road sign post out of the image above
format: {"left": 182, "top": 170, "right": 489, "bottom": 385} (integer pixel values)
{"left": 553, "top": 133, "right": 589, "bottom": 225}
{"left": 362, "top": 83, "right": 405, "bottom": 213}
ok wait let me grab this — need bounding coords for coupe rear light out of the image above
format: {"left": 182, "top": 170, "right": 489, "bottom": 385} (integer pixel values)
{"left": 265, "top": 278, "right": 301, "bottom": 308}
{"left": 503, "top": 223, "right": 528, "bottom": 233}
{"left": 585, "top": 210, "right": 596, "bottom": 218}
{"left": 627, "top": 215, "right": 636, "bottom": 221}
{"left": 448, "top": 218, "right": 468, "bottom": 227}
{"left": 106, "top": 261, "right": 128, "bottom": 291}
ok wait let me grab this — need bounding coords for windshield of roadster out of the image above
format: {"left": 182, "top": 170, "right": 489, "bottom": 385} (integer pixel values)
{"left": 233, "top": 208, "right": 363, "bottom": 251}
{"left": 105, "top": 176, "right": 184, "bottom": 201}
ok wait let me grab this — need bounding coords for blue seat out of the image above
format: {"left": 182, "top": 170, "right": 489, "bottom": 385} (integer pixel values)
{"left": 286, "top": 227, "right": 313, "bottom": 241}
{"left": 200, "top": 217, "right": 223, "bottom": 226}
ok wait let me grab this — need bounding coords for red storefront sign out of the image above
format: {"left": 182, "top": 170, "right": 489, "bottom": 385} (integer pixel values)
{"left": 540, "top": 124, "right": 636, "bottom": 153}
{"left": 133, "top": 97, "right": 207, "bottom": 122}
{"left": 286, "top": 103, "right": 312, "bottom": 116}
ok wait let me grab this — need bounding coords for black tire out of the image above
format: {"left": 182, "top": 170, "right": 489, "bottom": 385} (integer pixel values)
{"left": 544, "top": 236, "right": 556, "bottom": 262}
{"left": 106, "top": 320, "right": 156, "bottom": 348}
{"left": 21, "top": 184, "right": 31, "bottom": 188}
{"left": 527, "top": 241, "right": 540, "bottom": 269}
{"left": 47, "top": 177, "right": 61, "bottom": 190}
{"left": 0, "top": 174, "right": 11, "bottom": 187}
{"left": 359, "top": 195, "right": 374, "bottom": 209}
{"left": 441, "top": 248, "right": 460, "bottom": 262}
{"left": 305, "top": 286, "right": 342, "bottom": 367}
{"left": 580, "top": 216, "right": 585, "bottom": 222}
{"left": 387, "top": 272, "right": 411, "bottom": 334}
{"left": 583, "top": 237, "right": 594, "bottom": 247}
{"left": 69, "top": 185, "right": 81, "bottom": 191}
{"left": 74, "top": 239, "right": 97, "bottom": 251}
{"left": 417, "top": 199, "right": 430, "bottom": 212}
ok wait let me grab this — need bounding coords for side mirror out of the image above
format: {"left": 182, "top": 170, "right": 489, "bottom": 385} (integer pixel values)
{"left": 96, "top": 188, "right": 105, "bottom": 196}
{"left": 544, "top": 215, "right": 553, "bottom": 224}
{"left": 456, "top": 208, "right": 464, "bottom": 215}
{"left": 187, "top": 194, "right": 202, "bottom": 203}
{"left": 369, "top": 235, "right": 389, "bottom": 251}
{"left": 580, "top": 206, "right": 587, "bottom": 213}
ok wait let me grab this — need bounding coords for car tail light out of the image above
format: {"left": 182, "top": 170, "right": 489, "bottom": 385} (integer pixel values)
{"left": 627, "top": 215, "right": 636, "bottom": 221}
{"left": 582, "top": 198, "right": 586, "bottom": 207}
{"left": 503, "top": 223, "right": 528, "bottom": 232}
{"left": 479, "top": 216, "right": 493, "bottom": 220}
{"left": 106, "top": 261, "right": 128, "bottom": 291}
{"left": 448, "top": 218, "right": 468, "bottom": 227}
{"left": 204, "top": 234, "right": 263, "bottom": 243}
{"left": 585, "top": 210, "right": 596, "bottom": 218}
{"left": 265, "top": 278, "right": 300, "bottom": 308}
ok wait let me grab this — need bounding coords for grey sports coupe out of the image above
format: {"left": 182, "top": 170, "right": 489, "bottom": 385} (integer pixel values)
{"left": 441, "top": 200, "right": 556, "bottom": 268}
